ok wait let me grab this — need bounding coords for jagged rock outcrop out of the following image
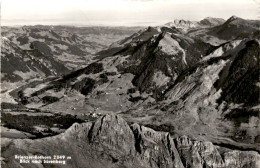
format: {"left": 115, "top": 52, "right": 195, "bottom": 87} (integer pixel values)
{"left": 2, "top": 114, "right": 259, "bottom": 168}
{"left": 175, "top": 136, "right": 224, "bottom": 168}
{"left": 165, "top": 17, "right": 225, "bottom": 32}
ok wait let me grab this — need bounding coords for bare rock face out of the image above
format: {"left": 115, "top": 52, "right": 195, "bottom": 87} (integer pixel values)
{"left": 175, "top": 136, "right": 224, "bottom": 168}
{"left": 2, "top": 114, "right": 260, "bottom": 168}
{"left": 131, "top": 123, "right": 184, "bottom": 168}
{"left": 175, "top": 136, "right": 260, "bottom": 168}
{"left": 87, "top": 115, "right": 136, "bottom": 160}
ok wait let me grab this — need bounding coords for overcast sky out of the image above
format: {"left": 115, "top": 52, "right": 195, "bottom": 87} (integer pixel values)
{"left": 1, "top": 0, "right": 259, "bottom": 26}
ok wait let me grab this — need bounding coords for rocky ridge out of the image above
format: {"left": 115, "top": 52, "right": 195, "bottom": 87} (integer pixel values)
{"left": 1, "top": 114, "right": 259, "bottom": 168}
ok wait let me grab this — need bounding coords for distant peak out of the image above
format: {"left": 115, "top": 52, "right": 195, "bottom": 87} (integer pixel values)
{"left": 227, "top": 15, "right": 240, "bottom": 22}
{"left": 230, "top": 15, "right": 238, "bottom": 19}
{"left": 202, "top": 17, "right": 224, "bottom": 21}
{"left": 165, "top": 19, "right": 197, "bottom": 29}
{"left": 204, "top": 17, "right": 214, "bottom": 19}
{"left": 173, "top": 19, "right": 191, "bottom": 24}
{"left": 199, "top": 17, "right": 225, "bottom": 26}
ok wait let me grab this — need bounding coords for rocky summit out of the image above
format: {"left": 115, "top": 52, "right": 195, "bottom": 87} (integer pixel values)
{"left": 1, "top": 114, "right": 260, "bottom": 168}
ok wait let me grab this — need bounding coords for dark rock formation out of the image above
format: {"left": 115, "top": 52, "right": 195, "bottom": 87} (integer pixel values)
{"left": 2, "top": 114, "right": 259, "bottom": 168}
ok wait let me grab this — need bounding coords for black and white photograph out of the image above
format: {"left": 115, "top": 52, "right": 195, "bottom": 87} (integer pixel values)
{"left": 1, "top": 0, "right": 260, "bottom": 167}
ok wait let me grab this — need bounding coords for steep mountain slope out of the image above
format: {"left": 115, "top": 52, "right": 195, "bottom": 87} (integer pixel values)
{"left": 2, "top": 114, "right": 259, "bottom": 168}
{"left": 208, "top": 16, "right": 260, "bottom": 40}
{"left": 1, "top": 26, "right": 143, "bottom": 70}
{"left": 1, "top": 37, "right": 69, "bottom": 88}
{"left": 1, "top": 26, "right": 142, "bottom": 104}
{"left": 2, "top": 26, "right": 92, "bottom": 70}
{"left": 14, "top": 26, "right": 215, "bottom": 110}
{"left": 156, "top": 38, "right": 260, "bottom": 147}
{"left": 1, "top": 37, "right": 53, "bottom": 82}
{"left": 1, "top": 36, "right": 70, "bottom": 106}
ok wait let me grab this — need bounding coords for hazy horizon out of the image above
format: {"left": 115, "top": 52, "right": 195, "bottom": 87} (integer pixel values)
{"left": 2, "top": 0, "right": 259, "bottom": 26}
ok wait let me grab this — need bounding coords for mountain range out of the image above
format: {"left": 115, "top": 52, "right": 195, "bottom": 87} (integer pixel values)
{"left": 1, "top": 16, "right": 260, "bottom": 168}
